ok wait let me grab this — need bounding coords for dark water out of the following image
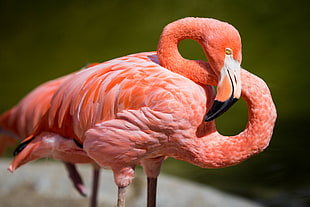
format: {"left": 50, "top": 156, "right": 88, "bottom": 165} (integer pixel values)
{"left": 1, "top": 1, "right": 309, "bottom": 206}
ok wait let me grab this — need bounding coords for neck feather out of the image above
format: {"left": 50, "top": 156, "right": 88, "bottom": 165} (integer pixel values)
{"left": 172, "top": 69, "right": 277, "bottom": 168}
{"left": 157, "top": 18, "right": 217, "bottom": 85}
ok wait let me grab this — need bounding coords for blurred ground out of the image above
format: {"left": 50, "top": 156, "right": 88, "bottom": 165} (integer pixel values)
{"left": 0, "top": 185, "right": 89, "bottom": 207}
{"left": 0, "top": 159, "right": 263, "bottom": 207}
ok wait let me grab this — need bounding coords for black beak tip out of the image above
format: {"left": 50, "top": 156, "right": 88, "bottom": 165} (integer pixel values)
{"left": 204, "top": 98, "right": 238, "bottom": 122}
{"left": 13, "top": 136, "right": 35, "bottom": 156}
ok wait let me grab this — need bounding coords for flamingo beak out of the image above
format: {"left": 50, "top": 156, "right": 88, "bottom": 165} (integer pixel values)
{"left": 9, "top": 136, "right": 39, "bottom": 172}
{"left": 204, "top": 54, "right": 241, "bottom": 122}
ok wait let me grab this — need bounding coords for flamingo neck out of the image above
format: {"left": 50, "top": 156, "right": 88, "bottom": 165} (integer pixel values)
{"left": 172, "top": 69, "right": 277, "bottom": 168}
{"left": 157, "top": 18, "right": 218, "bottom": 85}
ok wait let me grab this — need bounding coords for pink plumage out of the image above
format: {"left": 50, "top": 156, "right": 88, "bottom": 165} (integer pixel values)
{"left": 4, "top": 17, "right": 276, "bottom": 207}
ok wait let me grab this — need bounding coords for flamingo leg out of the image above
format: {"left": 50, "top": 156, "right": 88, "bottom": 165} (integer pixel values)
{"left": 117, "top": 186, "right": 127, "bottom": 207}
{"left": 142, "top": 156, "right": 164, "bottom": 207}
{"left": 64, "top": 162, "right": 87, "bottom": 197}
{"left": 90, "top": 165, "right": 100, "bottom": 207}
{"left": 147, "top": 177, "right": 158, "bottom": 207}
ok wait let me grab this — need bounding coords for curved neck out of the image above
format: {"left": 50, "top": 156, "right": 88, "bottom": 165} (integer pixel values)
{"left": 157, "top": 18, "right": 218, "bottom": 85}
{"left": 173, "top": 69, "right": 277, "bottom": 168}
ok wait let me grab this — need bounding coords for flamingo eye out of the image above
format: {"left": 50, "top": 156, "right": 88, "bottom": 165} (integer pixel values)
{"left": 225, "top": 48, "right": 232, "bottom": 55}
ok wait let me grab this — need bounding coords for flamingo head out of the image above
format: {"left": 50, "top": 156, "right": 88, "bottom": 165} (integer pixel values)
{"left": 203, "top": 19, "right": 242, "bottom": 121}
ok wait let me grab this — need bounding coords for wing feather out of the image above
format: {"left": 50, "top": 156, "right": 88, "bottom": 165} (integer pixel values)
{"left": 0, "top": 74, "right": 71, "bottom": 137}
{"left": 42, "top": 52, "right": 205, "bottom": 141}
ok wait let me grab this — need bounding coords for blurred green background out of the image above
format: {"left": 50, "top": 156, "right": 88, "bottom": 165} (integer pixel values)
{"left": 0, "top": 0, "right": 309, "bottom": 206}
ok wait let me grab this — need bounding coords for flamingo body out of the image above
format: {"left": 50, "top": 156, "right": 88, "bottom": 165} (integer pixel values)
{"left": 6, "top": 17, "right": 277, "bottom": 207}
{"left": 11, "top": 52, "right": 212, "bottom": 180}
{"left": 10, "top": 52, "right": 276, "bottom": 186}
{"left": 43, "top": 53, "right": 208, "bottom": 142}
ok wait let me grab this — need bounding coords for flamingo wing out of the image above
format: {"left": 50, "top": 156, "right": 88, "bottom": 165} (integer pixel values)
{"left": 40, "top": 52, "right": 207, "bottom": 142}
{"left": 0, "top": 74, "right": 73, "bottom": 138}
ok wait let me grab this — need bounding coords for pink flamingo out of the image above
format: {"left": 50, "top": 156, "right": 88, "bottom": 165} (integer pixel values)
{"left": 8, "top": 17, "right": 276, "bottom": 207}
{"left": 0, "top": 68, "right": 102, "bottom": 205}
{"left": 0, "top": 72, "right": 91, "bottom": 188}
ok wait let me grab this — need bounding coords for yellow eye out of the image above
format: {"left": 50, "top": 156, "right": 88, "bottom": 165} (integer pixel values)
{"left": 225, "top": 48, "right": 232, "bottom": 55}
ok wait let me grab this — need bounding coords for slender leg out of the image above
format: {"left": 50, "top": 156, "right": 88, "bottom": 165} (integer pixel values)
{"left": 117, "top": 186, "right": 127, "bottom": 207}
{"left": 90, "top": 165, "right": 100, "bottom": 207}
{"left": 64, "top": 162, "right": 87, "bottom": 197}
{"left": 147, "top": 177, "right": 158, "bottom": 207}
{"left": 141, "top": 156, "right": 164, "bottom": 207}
